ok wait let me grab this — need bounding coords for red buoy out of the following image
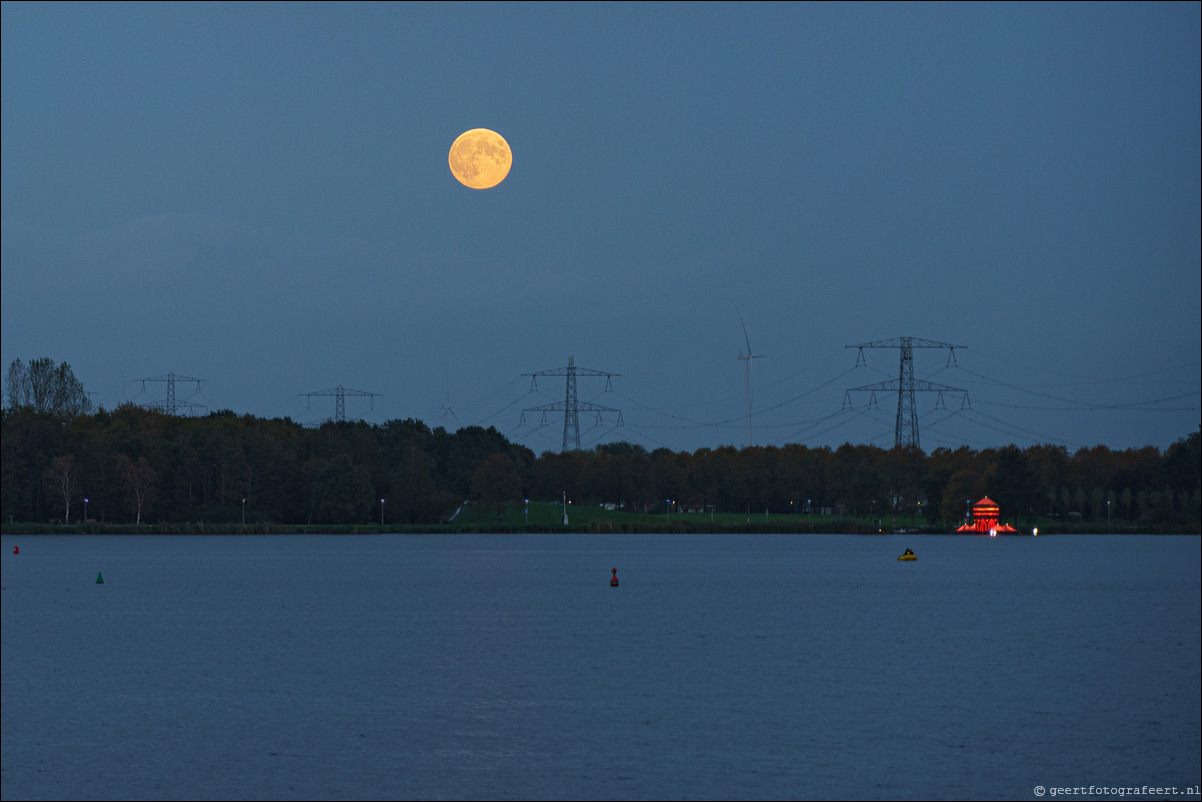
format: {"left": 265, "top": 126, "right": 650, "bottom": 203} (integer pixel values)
{"left": 12, "top": 546, "right": 18, "bottom": 555}
{"left": 610, "top": 567, "right": 619, "bottom": 587}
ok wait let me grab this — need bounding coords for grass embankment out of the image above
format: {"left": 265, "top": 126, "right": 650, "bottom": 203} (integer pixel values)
{"left": 450, "top": 500, "right": 881, "bottom": 533}
{"left": 0, "top": 501, "right": 877, "bottom": 535}
{"left": 5, "top": 500, "right": 1191, "bottom": 535}
{"left": 445, "top": 501, "right": 1198, "bottom": 534}
{"left": 456, "top": 501, "right": 1201, "bottom": 534}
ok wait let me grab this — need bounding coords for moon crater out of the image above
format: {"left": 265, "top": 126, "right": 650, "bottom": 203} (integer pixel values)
{"left": 448, "top": 128, "right": 512, "bottom": 189}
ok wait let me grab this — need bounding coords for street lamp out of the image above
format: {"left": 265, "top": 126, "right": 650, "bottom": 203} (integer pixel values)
{"left": 666, "top": 499, "right": 671, "bottom": 524}
{"left": 84, "top": 498, "right": 89, "bottom": 522}
{"left": 524, "top": 499, "right": 529, "bottom": 526}
{"left": 381, "top": 498, "right": 385, "bottom": 526}
{"left": 242, "top": 498, "right": 246, "bottom": 526}
{"left": 1107, "top": 498, "right": 1111, "bottom": 525}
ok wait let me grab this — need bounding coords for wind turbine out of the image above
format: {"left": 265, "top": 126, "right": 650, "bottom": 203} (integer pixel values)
{"left": 437, "top": 378, "right": 461, "bottom": 430}
{"left": 736, "top": 309, "right": 765, "bottom": 448}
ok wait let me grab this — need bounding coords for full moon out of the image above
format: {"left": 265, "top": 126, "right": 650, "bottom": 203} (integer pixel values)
{"left": 448, "top": 128, "right": 512, "bottom": 189}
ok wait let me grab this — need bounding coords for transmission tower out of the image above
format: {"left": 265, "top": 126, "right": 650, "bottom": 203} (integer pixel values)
{"left": 844, "top": 337, "right": 968, "bottom": 449}
{"left": 299, "top": 385, "right": 382, "bottom": 423}
{"left": 135, "top": 372, "right": 208, "bottom": 416}
{"left": 522, "top": 356, "right": 622, "bottom": 452}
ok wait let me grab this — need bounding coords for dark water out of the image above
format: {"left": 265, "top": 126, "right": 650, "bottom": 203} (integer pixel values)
{"left": 2, "top": 534, "right": 1199, "bottom": 801}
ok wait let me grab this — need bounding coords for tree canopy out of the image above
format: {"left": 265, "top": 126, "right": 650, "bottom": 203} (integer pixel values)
{"left": 5, "top": 358, "right": 91, "bottom": 416}
{"left": 2, "top": 370, "right": 1198, "bottom": 528}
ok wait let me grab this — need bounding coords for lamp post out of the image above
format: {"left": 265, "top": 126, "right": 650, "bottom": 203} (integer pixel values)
{"left": 807, "top": 498, "right": 812, "bottom": 528}
{"left": 524, "top": 499, "right": 529, "bottom": 526}
{"left": 381, "top": 498, "right": 385, "bottom": 526}
{"left": 1107, "top": 498, "right": 1111, "bottom": 525}
{"left": 84, "top": 498, "right": 89, "bottom": 522}
{"left": 242, "top": 498, "right": 246, "bottom": 526}
{"left": 666, "top": 499, "right": 671, "bottom": 525}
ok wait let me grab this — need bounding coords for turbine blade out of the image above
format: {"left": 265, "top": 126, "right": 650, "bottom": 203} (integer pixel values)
{"left": 736, "top": 307, "right": 752, "bottom": 355}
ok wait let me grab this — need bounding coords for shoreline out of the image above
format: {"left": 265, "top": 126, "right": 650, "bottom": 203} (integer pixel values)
{"left": 3, "top": 522, "right": 1197, "bottom": 536}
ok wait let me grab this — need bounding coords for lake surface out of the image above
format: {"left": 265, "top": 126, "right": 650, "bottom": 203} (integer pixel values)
{"left": 2, "top": 533, "right": 1199, "bottom": 801}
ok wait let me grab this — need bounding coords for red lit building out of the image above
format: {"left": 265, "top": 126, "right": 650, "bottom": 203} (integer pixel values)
{"left": 955, "top": 496, "right": 1021, "bottom": 534}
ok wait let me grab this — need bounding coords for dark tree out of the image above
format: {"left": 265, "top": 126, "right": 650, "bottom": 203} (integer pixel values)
{"left": 312, "top": 454, "right": 374, "bottom": 524}
{"left": 992, "top": 446, "right": 1042, "bottom": 526}
{"left": 471, "top": 453, "right": 522, "bottom": 519}
{"left": 5, "top": 358, "right": 91, "bottom": 416}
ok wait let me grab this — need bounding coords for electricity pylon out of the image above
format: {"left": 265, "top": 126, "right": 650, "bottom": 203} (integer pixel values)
{"left": 299, "top": 385, "right": 382, "bottom": 423}
{"left": 844, "top": 337, "right": 968, "bottom": 449}
{"left": 135, "top": 372, "right": 208, "bottom": 416}
{"left": 523, "top": 356, "right": 622, "bottom": 452}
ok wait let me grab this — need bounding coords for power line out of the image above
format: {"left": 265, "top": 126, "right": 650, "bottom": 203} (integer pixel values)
{"left": 299, "top": 384, "right": 382, "bottom": 423}
{"left": 522, "top": 356, "right": 622, "bottom": 452}
{"left": 134, "top": 372, "right": 208, "bottom": 416}
{"left": 844, "top": 337, "right": 968, "bottom": 449}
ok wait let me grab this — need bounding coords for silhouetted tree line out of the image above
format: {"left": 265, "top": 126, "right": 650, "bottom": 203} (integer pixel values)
{"left": 2, "top": 360, "right": 1199, "bottom": 527}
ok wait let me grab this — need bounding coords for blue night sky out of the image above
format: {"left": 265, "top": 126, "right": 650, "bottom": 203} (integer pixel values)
{"left": 3, "top": 2, "right": 1199, "bottom": 454}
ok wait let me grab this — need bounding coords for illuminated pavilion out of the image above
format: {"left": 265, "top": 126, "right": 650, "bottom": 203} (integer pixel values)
{"left": 955, "top": 496, "right": 1021, "bottom": 535}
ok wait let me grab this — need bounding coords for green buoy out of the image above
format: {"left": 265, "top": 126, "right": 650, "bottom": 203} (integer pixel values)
{"left": 96, "top": 572, "right": 104, "bottom": 584}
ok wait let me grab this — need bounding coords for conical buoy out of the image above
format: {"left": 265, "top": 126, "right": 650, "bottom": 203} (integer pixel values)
{"left": 12, "top": 546, "right": 17, "bottom": 555}
{"left": 610, "top": 567, "right": 619, "bottom": 587}
{"left": 96, "top": 572, "right": 104, "bottom": 584}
